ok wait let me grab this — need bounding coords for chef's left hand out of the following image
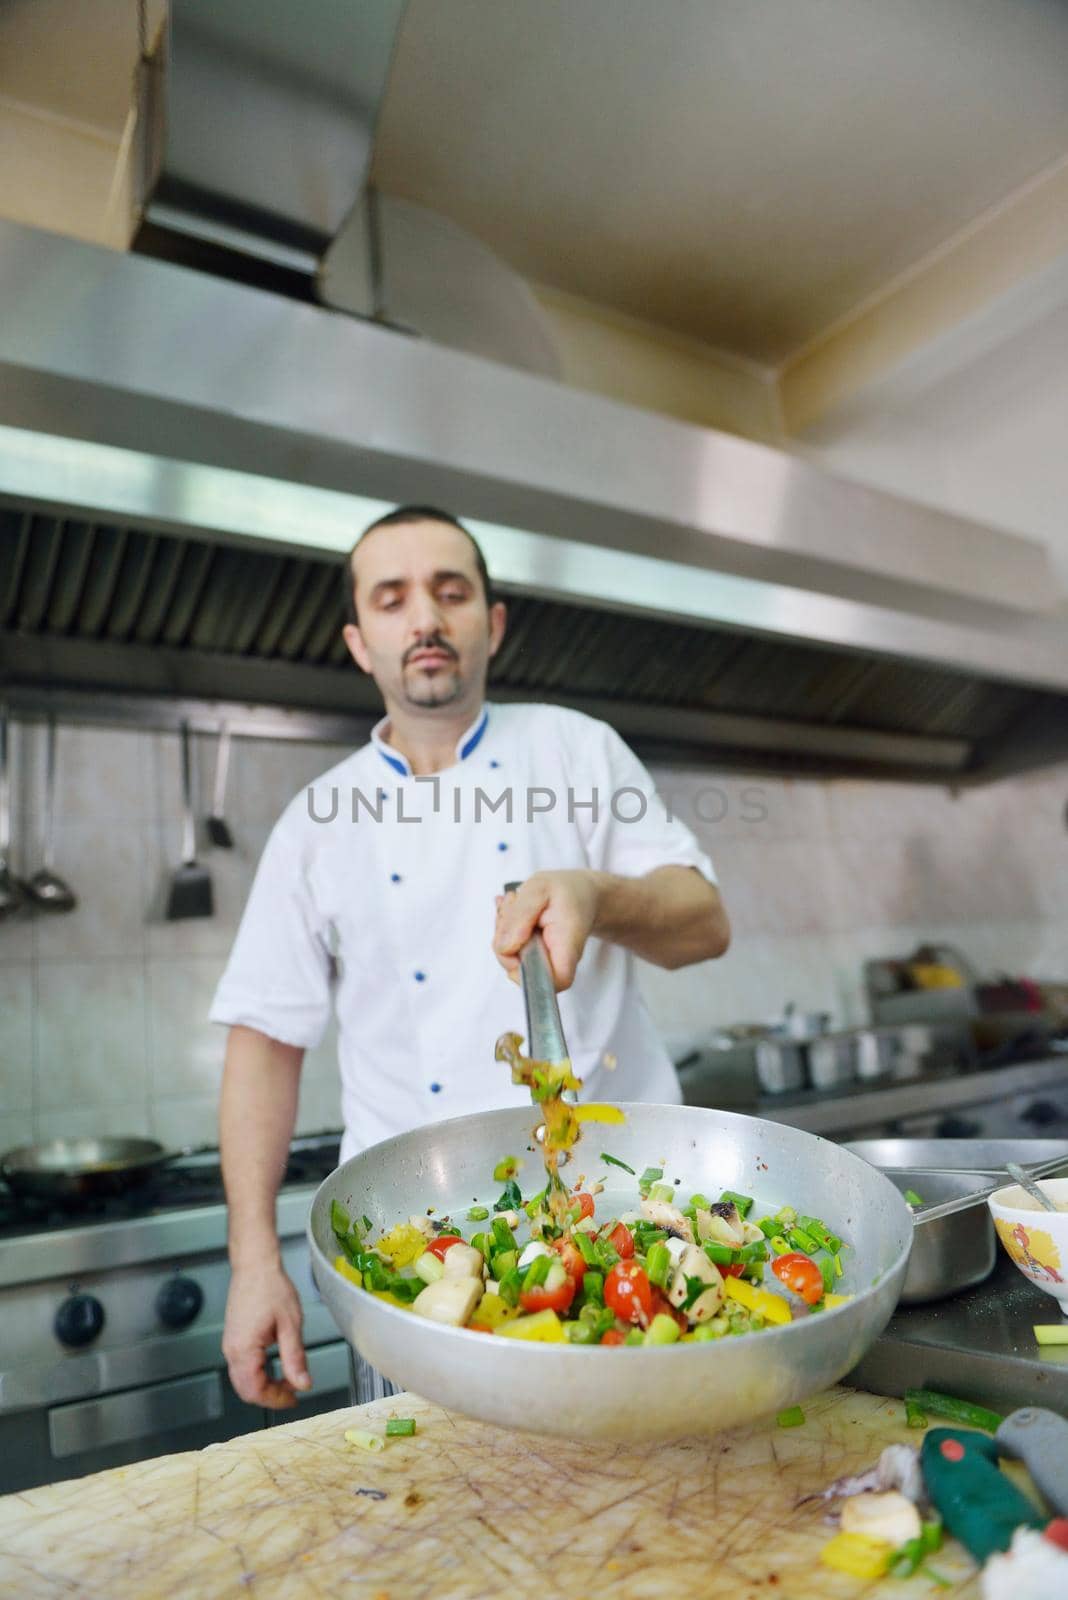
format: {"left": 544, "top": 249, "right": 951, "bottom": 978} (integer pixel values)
{"left": 493, "top": 870, "right": 601, "bottom": 991}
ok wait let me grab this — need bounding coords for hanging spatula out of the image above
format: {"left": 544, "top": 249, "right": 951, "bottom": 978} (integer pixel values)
{"left": 165, "top": 721, "right": 214, "bottom": 920}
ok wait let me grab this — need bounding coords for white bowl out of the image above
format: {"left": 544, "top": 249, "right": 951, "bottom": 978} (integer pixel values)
{"left": 988, "top": 1178, "right": 1068, "bottom": 1316}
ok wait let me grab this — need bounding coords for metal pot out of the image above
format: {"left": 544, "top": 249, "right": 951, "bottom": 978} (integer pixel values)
{"left": 310, "top": 1103, "right": 912, "bottom": 1442}
{"left": 754, "top": 1037, "right": 806, "bottom": 1094}
{"left": 0, "top": 1137, "right": 182, "bottom": 1204}
{"left": 807, "top": 1032, "right": 857, "bottom": 1091}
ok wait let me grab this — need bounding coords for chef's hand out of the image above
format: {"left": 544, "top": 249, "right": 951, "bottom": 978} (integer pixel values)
{"left": 494, "top": 870, "right": 602, "bottom": 991}
{"left": 222, "top": 1262, "right": 312, "bottom": 1409}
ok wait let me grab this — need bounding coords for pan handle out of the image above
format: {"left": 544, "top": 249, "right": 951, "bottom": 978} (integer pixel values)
{"left": 503, "top": 880, "right": 570, "bottom": 1065}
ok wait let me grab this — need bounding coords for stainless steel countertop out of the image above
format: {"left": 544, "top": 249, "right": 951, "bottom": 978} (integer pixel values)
{"left": 850, "top": 1252, "right": 1068, "bottom": 1416}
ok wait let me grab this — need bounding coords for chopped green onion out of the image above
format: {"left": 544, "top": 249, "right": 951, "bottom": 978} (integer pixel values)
{"left": 492, "top": 1156, "right": 520, "bottom": 1182}
{"left": 595, "top": 1238, "right": 621, "bottom": 1271}
{"left": 581, "top": 1270, "right": 605, "bottom": 1306}
{"left": 903, "top": 1189, "right": 924, "bottom": 1207}
{"left": 692, "top": 1322, "right": 719, "bottom": 1342}
{"left": 330, "top": 1199, "right": 351, "bottom": 1237}
{"left": 906, "top": 1401, "right": 928, "bottom": 1429}
{"left": 819, "top": 1256, "right": 836, "bottom": 1296}
{"left": 903, "top": 1388, "right": 1003, "bottom": 1433}
{"left": 573, "top": 1230, "right": 600, "bottom": 1267}
{"left": 738, "top": 1241, "right": 769, "bottom": 1264}
{"left": 469, "top": 1231, "right": 492, "bottom": 1260}
{"left": 466, "top": 1205, "right": 489, "bottom": 1221}
{"left": 543, "top": 1260, "right": 568, "bottom": 1292}
{"left": 414, "top": 1251, "right": 444, "bottom": 1284}
{"left": 757, "top": 1217, "right": 781, "bottom": 1239}
{"left": 490, "top": 1249, "right": 518, "bottom": 1280}
{"left": 344, "top": 1427, "right": 384, "bottom": 1452}
{"left": 770, "top": 1235, "right": 791, "bottom": 1256}
{"left": 624, "top": 1328, "right": 645, "bottom": 1346}
{"left": 788, "top": 1228, "right": 820, "bottom": 1255}
{"left": 638, "top": 1166, "right": 663, "bottom": 1195}
{"left": 600, "top": 1153, "right": 636, "bottom": 1175}
{"left": 774, "top": 1206, "right": 797, "bottom": 1227}
{"left": 689, "top": 1192, "right": 710, "bottom": 1211}
{"left": 832, "top": 1252, "right": 843, "bottom": 1279}
{"left": 565, "top": 1319, "right": 599, "bottom": 1343}
{"left": 497, "top": 1266, "right": 523, "bottom": 1308}
{"left": 491, "top": 1217, "right": 517, "bottom": 1251}
{"left": 520, "top": 1254, "right": 551, "bottom": 1292}
{"left": 718, "top": 1190, "right": 754, "bottom": 1218}
{"left": 1035, "top": 1324, "right": 1068, "bottom": 1345}
{"left": 776, "top": 1406, "right": 805, "bottom": 1428}
{"left": 493, "top": 1179, "right": 522, "bottom": 1213}
{"left": 644, "top": 1312, "right": 681, "bottom": 1345}
{"left": 646, "top": 1241, "right": 672, "bottom": 1288}
{"left": 361, "top": 1215, "right": 372, "bottom": 1233}
{"left": 649, "top": 1183, "right": 675, "bottom": 1204}
{"left": 385, "top": 1418, "right": 417, "bottom": 1437}
{"left": 703, "top": 1242, "right": 739, "bottom": 1267}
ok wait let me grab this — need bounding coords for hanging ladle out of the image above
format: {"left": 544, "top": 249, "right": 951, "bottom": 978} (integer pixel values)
{"left": 26, "top": 715, "right": 77, "bottom": 913}
{"left": 0, "top": 706, "right": 26, "bottom": 921}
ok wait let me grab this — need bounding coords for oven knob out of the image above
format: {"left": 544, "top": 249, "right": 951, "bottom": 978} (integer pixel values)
{"left": 155, "top": 1275, "right": 204, "bottom": 1330}
{"left": 54, "top": 1292, "right": 105, "bottom": 1348}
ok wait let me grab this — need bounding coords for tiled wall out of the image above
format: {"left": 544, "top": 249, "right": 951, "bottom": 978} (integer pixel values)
{"left": 2, "top": 720, "right": 1067, "bottom": 1152}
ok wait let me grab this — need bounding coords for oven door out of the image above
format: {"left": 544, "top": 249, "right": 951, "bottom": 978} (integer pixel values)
{"left": 0, "top": 1367, "right": 264, "bottom": 1495}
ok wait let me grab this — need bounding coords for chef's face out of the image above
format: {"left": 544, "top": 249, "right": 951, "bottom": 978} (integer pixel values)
{"left": 342, "top": 518, "right": 506, "bottom": 712}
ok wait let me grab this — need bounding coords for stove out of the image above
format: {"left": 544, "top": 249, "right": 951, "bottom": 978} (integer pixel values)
{"left": 0, "top": 1134, "right": 347, "bottom": 1494}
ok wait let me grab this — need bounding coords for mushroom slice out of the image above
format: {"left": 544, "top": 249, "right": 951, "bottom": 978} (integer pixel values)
{"left": 411, "top": 1277, "right": 482, "bottom": 1326}
{"left": 640, "top": 1196, "right": 695, "bottom": 1243}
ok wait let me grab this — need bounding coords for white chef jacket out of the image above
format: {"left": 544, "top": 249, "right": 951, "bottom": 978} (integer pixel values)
{"left": 210, "top": 702, "right": 716, "bottom": 1161}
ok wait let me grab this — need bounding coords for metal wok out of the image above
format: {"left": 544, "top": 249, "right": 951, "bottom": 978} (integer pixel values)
{"left": 0, "top": 1137, "right": 180, "bottom": 1203}
{"left": 309, "top": 1104, "right": 912, "bottom": 1443}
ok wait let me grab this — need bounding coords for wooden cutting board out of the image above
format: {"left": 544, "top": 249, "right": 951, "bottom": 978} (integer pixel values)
{"left": 0, "top": 1386, "right": 983, "bottom": 1599}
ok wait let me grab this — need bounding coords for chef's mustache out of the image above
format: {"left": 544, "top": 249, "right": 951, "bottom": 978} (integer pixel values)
{"left": 402, "top": 634, "right": 459, "bottom": 666}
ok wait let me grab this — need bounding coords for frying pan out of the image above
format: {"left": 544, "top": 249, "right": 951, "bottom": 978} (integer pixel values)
{"left": 0, "top": 1137, "right": 182, "bottom": 1203}
{"left": 309, "top": 1104, "right": 912, "bottom": 1442}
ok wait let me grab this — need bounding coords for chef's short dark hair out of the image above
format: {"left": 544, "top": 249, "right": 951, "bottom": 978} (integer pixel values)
{"left": 342, "top": 504, "right": 494, "bottom": 626}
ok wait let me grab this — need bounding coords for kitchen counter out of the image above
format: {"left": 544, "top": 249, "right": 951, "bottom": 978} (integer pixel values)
{"left": 0, "top": 1385, "right": 982, "bottom": 1599}
{"left": 681, "top": 1051, "right": 1068, "bottom": 1138}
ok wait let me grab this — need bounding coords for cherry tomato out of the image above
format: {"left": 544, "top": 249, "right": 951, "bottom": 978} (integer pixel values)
{"left": 605, "top": 1221, "right": 635, "bottom": 1260}
{"left": 604, "top": 1261, "right": 653, "bottom": 1326}
{"left": 772, "top": 1252, "right": 824, "bottom": 1305}
{"left": 649, "top": 1286, "right": 687, "bottom": 1330}
{"left": 551, "top": 1237, "right": 588, "bottom": 1285}
{"left": 572, "top": 1192, "right": 596, "bottom": 1221}
{"left": 519, "top": 1277, "right": 576, "bottom": 1315}
{"left": 599, "top": 1328, "right": 626, "bottom": 1346}
{"left": 425, "top": 1235, "right": 464, "bottom": 1260}
{"left": 719, "top": 1261, "right": 745, "bottom": 1279}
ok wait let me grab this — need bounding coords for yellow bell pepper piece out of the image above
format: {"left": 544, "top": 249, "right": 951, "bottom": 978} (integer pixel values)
{"left": 724, "top": 1275, "right": 792, "bottom": 1325}
{"left": 574, "top": 1103, "right": 626, "bottom": 1125}
{"left": 819, "top": 1532, "right": 893, "bottom": 1579}
{"left": 333, "top": 1255, "right": 363, "bottom": 1287}
{"left": 375, "top": 1222, "right": 428, "bottom": 1268}
{"left": 469, "top": 1292, "right": 519, "bottom": 1330}
{"left": 823, "top": 1292, "right": 853, "bottom": 1309}
{"left": 496, "top": 1308, "right": 565, "bottom": 1342}
{"left": 1034, "top": 1324, "right": 1068, "bottom": 1345}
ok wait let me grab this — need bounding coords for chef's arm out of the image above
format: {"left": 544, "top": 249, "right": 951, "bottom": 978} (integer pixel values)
{"left": 220, "top": 1025, "right": 312, "bottom": 1407}
{"left": 495, "top": 865, "right": 729, "bottom": 990}
{"left": 589, "top": 864, "right": 730, "bottom": 969}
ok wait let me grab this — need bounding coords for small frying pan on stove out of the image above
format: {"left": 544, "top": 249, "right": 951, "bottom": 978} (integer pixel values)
{"left": 0, "top": 1137, "right": 185, "bottom": 1204}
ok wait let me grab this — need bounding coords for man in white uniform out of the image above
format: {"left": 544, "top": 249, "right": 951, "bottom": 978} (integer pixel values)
{"left": 213, "top": 506, "right": 730, "bottom": 1408}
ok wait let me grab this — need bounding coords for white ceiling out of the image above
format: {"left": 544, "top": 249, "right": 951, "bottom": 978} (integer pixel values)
{"left": 373, "top": 0, "right": 1068, "bottom": 363}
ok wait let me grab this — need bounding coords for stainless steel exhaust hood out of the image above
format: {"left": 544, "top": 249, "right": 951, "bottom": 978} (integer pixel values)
{"left": 1, "top": 220, "right": 1066, "bottom": 782}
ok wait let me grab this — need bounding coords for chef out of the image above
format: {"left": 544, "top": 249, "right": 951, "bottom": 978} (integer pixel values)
{"left": 212, "top": 505, "right": 730, "bottom": 1408}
